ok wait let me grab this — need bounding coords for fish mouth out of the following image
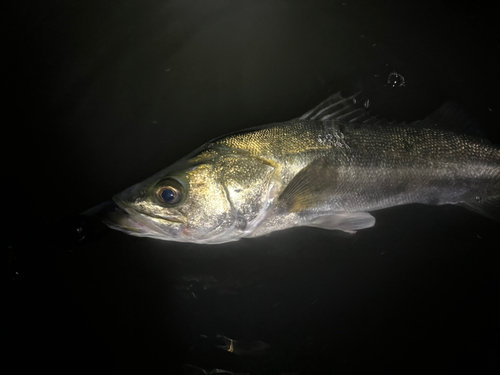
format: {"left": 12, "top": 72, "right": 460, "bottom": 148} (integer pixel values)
{"left": 102, "top": 200, "right": 185, "bottom": 239}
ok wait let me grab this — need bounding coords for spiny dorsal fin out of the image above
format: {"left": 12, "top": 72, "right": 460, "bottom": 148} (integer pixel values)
{"left": 299, "top": 91, "right": 386, "bottom": 124}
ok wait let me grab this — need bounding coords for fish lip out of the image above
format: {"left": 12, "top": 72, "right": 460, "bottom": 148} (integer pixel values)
{"left": 135, "top": 209, "right": 186, "bottom": 225}
{"left": 118, "top": 201, "right": 185, "bottom": 225}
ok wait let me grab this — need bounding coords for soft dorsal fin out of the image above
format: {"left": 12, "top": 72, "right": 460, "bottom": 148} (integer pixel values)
{"left": 299, "top": 91, "right": 389, "bottom": 124}
{"left": 411, "top": 101, "right": 484, "bottom": 137}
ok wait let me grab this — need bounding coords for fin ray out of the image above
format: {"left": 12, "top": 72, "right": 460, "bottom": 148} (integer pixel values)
{"left": 279, "top": 157, "right": 338, "bottom": 212}
{"left": 299, "top": 91, "right": 391, "bottom": 125}
{"left": 307, "top": 212, "right": 376, "bottom": 233}
{"left": 300, "top": 92, "right": 360, "bottom": 120}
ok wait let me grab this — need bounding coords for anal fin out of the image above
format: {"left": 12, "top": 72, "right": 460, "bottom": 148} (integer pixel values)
{"left": 457, "top": 196, "right": 500, "bottom": 222}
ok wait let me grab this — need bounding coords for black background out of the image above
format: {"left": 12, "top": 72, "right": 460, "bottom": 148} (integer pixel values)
{"left": 3, "top": 1, "right": 500, "bottom": 374}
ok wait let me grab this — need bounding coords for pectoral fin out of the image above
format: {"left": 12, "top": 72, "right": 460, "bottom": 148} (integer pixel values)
{"left": 279, "top": 157, "right": 338, "bottom": 212}
{"left": 307, "top": 212, "right": 376, "bottom": 233}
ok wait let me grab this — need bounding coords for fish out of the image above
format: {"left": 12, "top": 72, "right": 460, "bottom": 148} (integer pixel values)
{"left": 102, "top": 92, "right": 500, "bottom": 244}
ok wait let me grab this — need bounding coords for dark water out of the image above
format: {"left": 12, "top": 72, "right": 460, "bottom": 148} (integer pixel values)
{"left": 4, "top": 1, "right": 500, "bottom": 374}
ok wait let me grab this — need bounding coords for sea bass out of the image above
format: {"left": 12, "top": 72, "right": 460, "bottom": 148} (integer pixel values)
{"left": 103, "top": 92, "right": 500, "bottom": 244}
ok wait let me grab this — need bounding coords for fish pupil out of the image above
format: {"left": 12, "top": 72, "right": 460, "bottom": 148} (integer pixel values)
{"left": 161, "top": 188, "right": 176, "bottom": 203}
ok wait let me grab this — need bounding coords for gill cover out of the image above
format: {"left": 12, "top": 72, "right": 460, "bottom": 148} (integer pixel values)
{"left": 216, "top": 153, "right": 278, "bottom": 236}
{"left": 179, "top": 148, "right": 278, "bottom": 242}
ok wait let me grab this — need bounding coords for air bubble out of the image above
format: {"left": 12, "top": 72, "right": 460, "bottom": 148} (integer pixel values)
{"left": 387, "top": 71, "right": 405, "bottom": 88}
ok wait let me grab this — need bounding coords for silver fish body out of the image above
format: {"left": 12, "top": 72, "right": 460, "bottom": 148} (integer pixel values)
{"left": 104, "top": 92, "right": 500, "bottom": 244}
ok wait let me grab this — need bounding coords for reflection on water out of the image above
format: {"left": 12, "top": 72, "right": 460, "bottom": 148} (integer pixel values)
{"left": 215, "top": 335, "right": 271, "bottom": 356}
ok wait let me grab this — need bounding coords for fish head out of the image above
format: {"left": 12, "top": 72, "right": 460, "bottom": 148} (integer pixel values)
{"left": 104, "top": 146, "right": 278, "bottom": 244}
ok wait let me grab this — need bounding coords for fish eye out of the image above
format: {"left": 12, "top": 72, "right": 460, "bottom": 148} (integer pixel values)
{"left": 156, "top": 179, "right": 184, "bottom": 205}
